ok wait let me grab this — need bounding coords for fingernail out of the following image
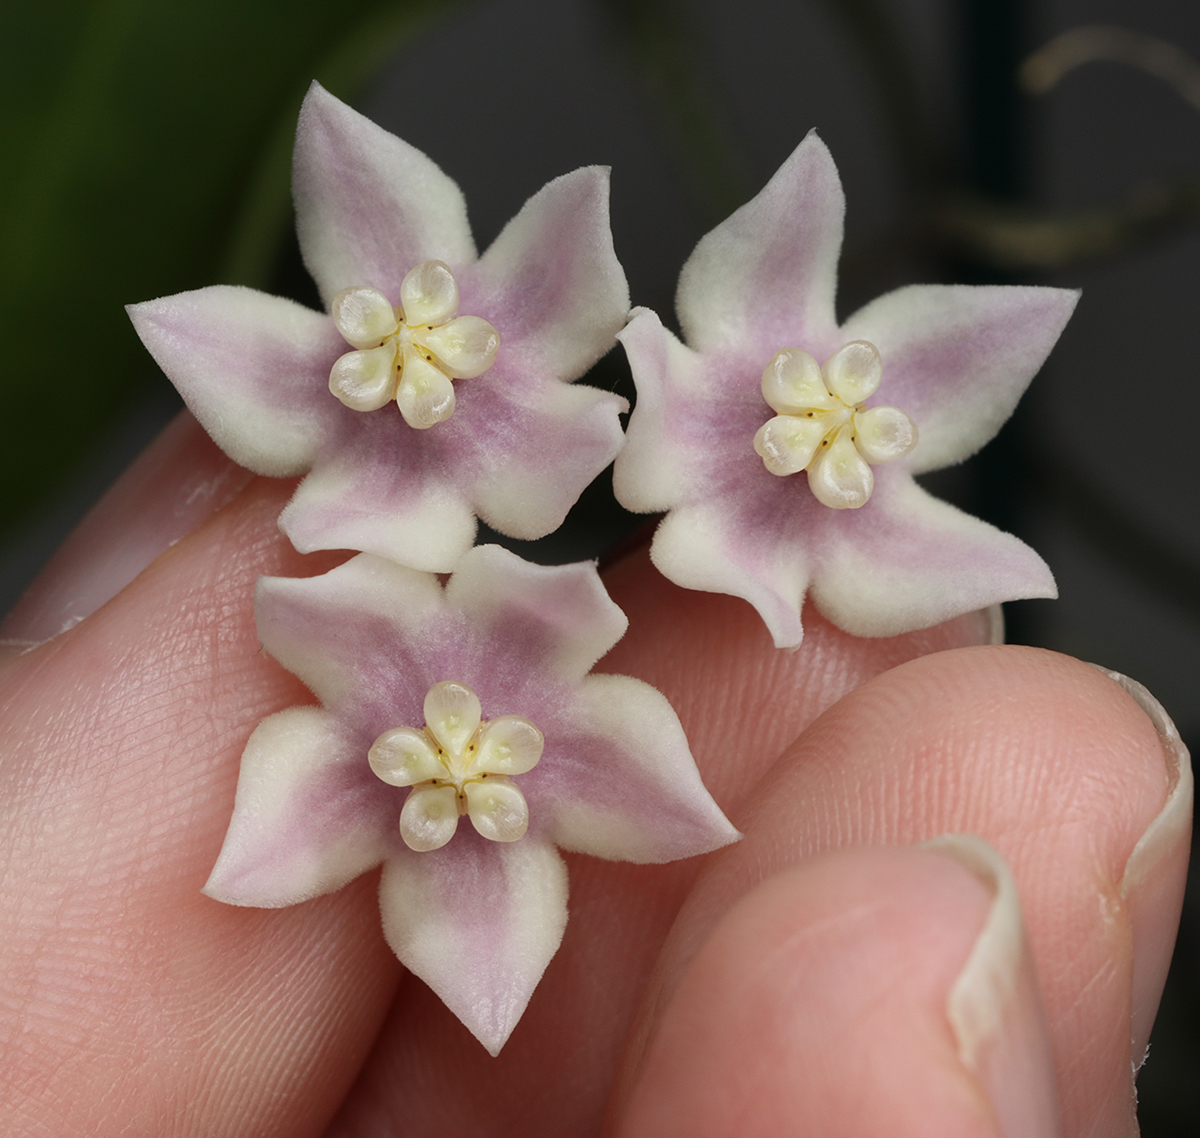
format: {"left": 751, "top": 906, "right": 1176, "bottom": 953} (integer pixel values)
{"left": 1091, "top": 668, "right": 1193, "bottom": 1069}
{"left": 921, "top": 833, "right": 1060, "bottom": 1138}
{"left": 0, "top": 412, "right": 249, "bottom": 652}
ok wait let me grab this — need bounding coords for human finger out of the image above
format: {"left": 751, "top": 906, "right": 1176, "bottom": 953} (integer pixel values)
{"left": 611, "top": 647, "right": 1189, "bottom": 1138}
{"left": 0, "top": 474, "right": 399, "bottom": 1138}
{"left": 614, "top": 842, "right": 1057, "bottom": 1138}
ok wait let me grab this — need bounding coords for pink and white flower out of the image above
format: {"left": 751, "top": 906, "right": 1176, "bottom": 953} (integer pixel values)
{"left": 614, "top": 133, "right": 1078, "bottom": 648}
{"left": 203, "top": 545, "right": 737, "bottom": 1054}
{"left": 129, "top": 83, "right": 630, "bottom": 573}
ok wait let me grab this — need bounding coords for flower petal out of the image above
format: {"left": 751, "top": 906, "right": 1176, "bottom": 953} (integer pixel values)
{"left": 396, "top": 351, "right": 456, "bottom": 429}
{"left": 538, "top": 674, "right": 739, "bottom": 862}
{"left": 293, "top": 82, "right": 475, "bottom": 306}
{"left": 445, "top": 545, "right": 628, "bottom": 683}
{"left": 255, "top": 555, "right": 445, "bottom": 714}
{"left": 332, "top": 285, "right": 399, "bottom": 348}
{"left": 203, "top": 707, "right": 390, "bottom": 907}
{"left": 839, "top": 284, "right": 1079, "bottom": 473}
{"left": 468, "top": 165, "right": 629, "bottom": 381}
{"left": 754, "top": 414, "right": 827, "bottom": 475}
{"left": 649, "top": 503, "right": 812, "bottom": 649}
{"left": 761, "top": 347, "right": 839, "bottom": 414}
{"left": 465, "top": 377, "right": 629, "bottom": 540}
{"left": 279, "top": 454, "right": 477, "bottom": 573}
{"left": 823, "top": 339, "right": 882, "bottom": 405}
{"left": 854, "top": 405, "right": 918, "bottom": 464}
{"left": 329, "top": 343, "right": 398, "bottom": 412}
{"left": 127, "top": 286, "right": 335, "bottom": 476}
{"left": 379, "top": 835, "right": 568, "bottom": 1055}
{"left": 807, "top": 424, "right": 874, "bottom": 509}
{"left": 419, "top": 315, "right": 500, "bottom": 379}
{"left": 475, "top": 716, "right": 544, "bottom": 776}
{"left": 808, "top": 476, "right": 1057, "bottom": 637}
{"left": 676, "top": 132, "right": 843, "bottom": 355}
{"left": 399, "top": 259, "right": 459, "bottom": 326}
{"left": 613, "top": 307, "right": 708, "bottom": 513}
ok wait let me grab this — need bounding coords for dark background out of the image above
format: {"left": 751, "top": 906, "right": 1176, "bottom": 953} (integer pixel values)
{"left": 1, "top": 1, "right": 1196, "bottom": 1131}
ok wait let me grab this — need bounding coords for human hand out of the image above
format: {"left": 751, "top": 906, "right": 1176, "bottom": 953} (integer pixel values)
{"left": 0, "top": 415, "right": 1188, "bottom": 1137}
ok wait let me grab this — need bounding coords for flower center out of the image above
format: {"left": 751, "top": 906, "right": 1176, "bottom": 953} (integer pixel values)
{"left": 367, "top": 680, "right": 543, "bottom": 852}
{"left": 752, "top": 340, "right": 918, "bottom": 509}
{"left": 327, "top": 260, "right": 500, "bottom": 430}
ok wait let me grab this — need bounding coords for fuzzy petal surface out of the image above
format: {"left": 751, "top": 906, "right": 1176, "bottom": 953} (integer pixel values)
{"left": 840, "top": 283, "right": 1079, "bottom": 473}
{"left": 613, "top": 308, "right": 707, "bottom": 513}
{"left": 807, "top": 478, "right": 1057, "bottom": 637}
{"left": 469, "top": 165, "right": 630, "bottom": 381}
{"left": 379, "top": 835, "right": 568, "bottom": 1055}
{"left": 255, "top": 556, "right": 444, "bottom": 716}
{"left": 203, "top": 707, "right": 392, "bottom": 907}
{"left": 294, "top": 82, "right": 475, "bottom": 305}
{"left": 676, "top": 132, "right": 843, "bottom": 356}
{"left": 542, "top": 674, "right": 740, "bottom": 862}
{"left": 130, "top": 84, "right": 629, "bottom": 572}
{"left": 279, "top": 451, "right": 479, "bottom": 573}
{"left": 445, "top": 544, "right": 628, "bottom": 683}
{"left": 127, "top": 287, "right": 336, "bottom": 476}
{"left": 618, "top": 135, "right": 1073, "bottom": 646}
{"left": 210, "top": 547, "right": 734, "bottom": 1050}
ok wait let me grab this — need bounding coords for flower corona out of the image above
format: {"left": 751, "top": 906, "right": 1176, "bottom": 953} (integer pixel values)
{"left": 753, "top": 341, "right": 918, "bottom": 509}
{"left": 368, "top": 681, "right": 543, "bottom": 851}
{"left": 329, "top": 261, "right": 499, "bottom": 428}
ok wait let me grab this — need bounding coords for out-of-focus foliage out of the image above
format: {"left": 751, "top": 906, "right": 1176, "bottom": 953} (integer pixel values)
{"left": 0, "top": 0, "right": 461, "bottom": 534}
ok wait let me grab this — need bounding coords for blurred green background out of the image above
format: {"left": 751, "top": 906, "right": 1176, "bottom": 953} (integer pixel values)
{"left": 0, "top": 0, "right": 461, "bottom": 538}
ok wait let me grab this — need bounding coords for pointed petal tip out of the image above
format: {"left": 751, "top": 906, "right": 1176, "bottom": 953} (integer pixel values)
{"left": 379, "top": 840, "right": 568, "bottom": 1056}
{"left": 810, "top": 485, "right": 1059, "bottom": 639}
{"left": 676, "top": 126, "right": 844, "bottom": 352}
{"left": 295, "top": 78, "right": 341, "bottom": 134}
{"left": 476, "top": 159, "right": 630, "bottom": 370}
{"left": 771, "top": 622, "right": 806, "bottom": 652}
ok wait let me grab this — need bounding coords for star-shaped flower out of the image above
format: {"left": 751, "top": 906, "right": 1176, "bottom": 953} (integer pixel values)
{"left": 613, "top": 133, "right": 1078, "bottom": 648}
{"left": 203, "top": 545, "right": 737, "bottom": 1054}
{"left": 128, "top": 83, "right": 630, "bottom": 572}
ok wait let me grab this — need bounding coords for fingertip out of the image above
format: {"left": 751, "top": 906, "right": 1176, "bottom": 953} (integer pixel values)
{"left": 612, "top": 845, "right": 1054, "bottom": 1138}
{"left": 673, "top": 644, "right": 1168, "bottom": 1137}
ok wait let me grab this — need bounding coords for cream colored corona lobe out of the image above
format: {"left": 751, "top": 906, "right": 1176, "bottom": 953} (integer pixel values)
{"left": 753, "top": 340, "right": 918, "bottom": 508}
{"left": 368, "top": 681, "right": 543, "bottom": 852}
{"left": 328, "top": 260, "right": 500, "bottom": 429}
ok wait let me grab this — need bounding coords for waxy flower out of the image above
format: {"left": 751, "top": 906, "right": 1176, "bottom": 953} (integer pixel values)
{"left": 129, "top": 83, "right": 630, "bottom": 573}
{"left": 614, "top": 134, "right": 1078, "bottom": 648}
{"left": 203, "top": 545, "right": 737, "bottom": 1054}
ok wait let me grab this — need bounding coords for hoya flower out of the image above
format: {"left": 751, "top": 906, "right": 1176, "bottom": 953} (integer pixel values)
{"left": 128, "top": 83, "right": 629, "bottom": 573}
{"left": 614, "top": 134, "right": 1078, "bottom": 648}
{"left": 203, "top": 545, "right": 737, "bottom": 1054}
